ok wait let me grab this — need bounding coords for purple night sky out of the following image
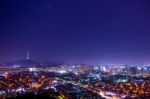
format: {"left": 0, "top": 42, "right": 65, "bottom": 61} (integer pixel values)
{"left": 0, "top": 0, "right": 150, "bottom": 64}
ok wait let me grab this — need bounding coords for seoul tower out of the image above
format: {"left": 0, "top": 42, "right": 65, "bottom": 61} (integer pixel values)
{"left": 27, "top": 49, "right": 29, "bottom": 60}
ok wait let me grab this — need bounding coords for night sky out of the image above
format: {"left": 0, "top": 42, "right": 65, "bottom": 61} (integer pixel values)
{"left": 1, "top": 0, "right": 150, "bottom": 64}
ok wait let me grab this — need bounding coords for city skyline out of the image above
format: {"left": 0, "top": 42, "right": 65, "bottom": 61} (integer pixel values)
{"left": 1, "top": 0, "right": 150, "bottom": 64}
{"left": 0, "top": 1, "right": 150, "bottom": 99}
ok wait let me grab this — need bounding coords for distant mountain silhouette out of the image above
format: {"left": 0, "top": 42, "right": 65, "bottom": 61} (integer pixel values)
{"left": 5, "top": 60, "right": 66, "bottom": 67}
{"left": 6, "top": 60, "right": 39, "bottom": 67}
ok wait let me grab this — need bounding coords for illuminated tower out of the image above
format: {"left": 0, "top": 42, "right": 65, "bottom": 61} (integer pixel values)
{"left": 27, "top": 50, "right": 29, "bottom": 60}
